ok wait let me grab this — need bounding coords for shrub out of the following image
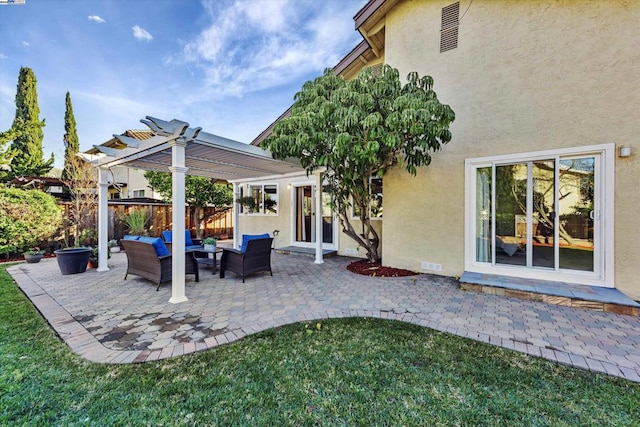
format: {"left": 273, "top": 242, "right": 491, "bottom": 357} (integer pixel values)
{"left": 123, "top": 208, "right": 149, "bottom": 235}
{"left": 0, "top": 188, "right": 62, "bottom": 255}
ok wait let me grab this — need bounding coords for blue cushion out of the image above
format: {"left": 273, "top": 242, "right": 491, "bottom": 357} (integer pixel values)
{"left": 162, "top": 230, "right": 193, "bottom": 246}
{"left": 138, "top": 236, "right": 170, "bottom": 257}
{"left": 123, "top": 235, "right": 140, "bottom": 240}
{"left": 241, "top": 233, "right": 270, "bottom": 253}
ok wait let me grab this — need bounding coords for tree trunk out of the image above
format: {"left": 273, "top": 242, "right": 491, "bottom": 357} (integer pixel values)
{"left": 337, "top": 208, "right": 380, "bottom": 263}
{"left": 74, "top": 197, "right": 80, "bottom": 247}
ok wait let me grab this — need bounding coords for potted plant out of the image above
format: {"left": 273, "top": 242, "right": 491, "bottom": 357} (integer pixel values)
{"left": 88, "top": 247, "right": 110, "bottom": 268}
{"left": 108, "top": 239, "right": 120, "bottom": 253}
{"left": 203, "top": 237, "right": 217, "bottom": 252}
{"left": 54, "top": 246, "right": 92, "bottom": 275}
{"left": 88, "top": 247, "right": 99, "bottom": 268}
{"left": 236, "top": 196, "right": 257, "bottom": 214}
{"left": 23, "top": 246, "right": 44, "bottom": 264}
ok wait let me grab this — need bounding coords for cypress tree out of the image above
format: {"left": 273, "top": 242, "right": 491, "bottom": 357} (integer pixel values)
{"left": 62, "top": 91, "right": 79, "bottom": 180}
{"left": 9, "top": 67, "right": 54, "bottom": 178}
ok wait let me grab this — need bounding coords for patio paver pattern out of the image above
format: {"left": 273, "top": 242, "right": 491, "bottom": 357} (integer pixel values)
{"left": 8, "top": 253, "right": 640, "bottom": 382}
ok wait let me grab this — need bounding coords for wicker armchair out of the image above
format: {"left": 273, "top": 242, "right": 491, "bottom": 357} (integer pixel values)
{"left": 219, "top": 237, "right": 273, "bottom": 283}
{"left": 121, "top": 239, "right": 199, "bottom": 290}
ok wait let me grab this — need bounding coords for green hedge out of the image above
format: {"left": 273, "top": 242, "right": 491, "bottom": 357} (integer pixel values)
{"left": 0, "top": 188, "right": 62, "bottom": 255}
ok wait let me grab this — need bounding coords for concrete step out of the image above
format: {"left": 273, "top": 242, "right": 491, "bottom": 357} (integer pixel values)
{"left": 275, "top": 246, "right": 337, "bottom": 258}
{"left": 460, "top": 271, "right": 640, "bottom": 316}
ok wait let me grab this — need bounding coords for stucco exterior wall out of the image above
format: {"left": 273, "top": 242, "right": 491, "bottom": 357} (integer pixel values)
{"left": 234, "top": 173, "right": 381, "bottom": 258}
{"left": 382, "top": 0, "right": 639, "bottom": 298}
{"left": 106, "top": 166, "right": 161, "bottom": 200}
{"left": 234, "top": 176, "right": 292, "bottom": 247}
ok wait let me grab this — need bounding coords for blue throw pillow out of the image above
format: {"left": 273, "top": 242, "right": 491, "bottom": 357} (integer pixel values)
{"left": 241, "top": 233, "right": 270, "bottom": 253}
{"left": 123, "top": 235, "right": 140, "bottom": 240}
{"left": 138, "top": 236, "right": 170, "bottom": 257}
{"left": 162, "top": 230, "right": 193, "bottom": 246}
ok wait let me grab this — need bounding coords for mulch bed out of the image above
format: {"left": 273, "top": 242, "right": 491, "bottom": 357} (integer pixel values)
{"left": 0, "top": 254, "right": 56, "bottom": 264}
{"left": 347, "top": 259, "right": 417, "bottom": 277}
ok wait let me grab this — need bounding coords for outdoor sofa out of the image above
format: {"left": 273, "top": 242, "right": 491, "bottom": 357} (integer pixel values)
{"left": 161, "top": 230, "right": 203, "bottom": 251}
{"left": 121, "top": 236, "right": 199, "bottom": 290}
{"left": 219, "top": 234, "right": 273, "bottom": 283}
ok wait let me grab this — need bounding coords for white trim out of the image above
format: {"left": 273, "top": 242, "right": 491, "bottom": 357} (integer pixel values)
{"left": 233, "top": 183, "right": 240, "bottom": 250}
{"left": 314, "top": 171, "right": 324, "bottom": 264}
{"left": 230, "top": 170, "right": 308, "bottom": 184}
{"left": 131, "top": 188, "right": 146, "bottom": 198}
{"left": 97, "top": 168, "right": 110, "bottom": 272}
{"left": 349, "top": 175, "right": 384, "bottom": 220}
{"left": 289, "top": 181, "right": 338, "bottom": 251}
{"left": 243, "top": 182, "right": 280, "bottom": 216}
{"left": 465, "top": 143, "right": 615, "bottom": 288}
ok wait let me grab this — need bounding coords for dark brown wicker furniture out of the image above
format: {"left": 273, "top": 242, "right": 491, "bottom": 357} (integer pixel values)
{"left": 219, "top": 237, "right": 273, "bottom": 283}
{"left": 121, "top": 239, "right": 199, "bottom": 290}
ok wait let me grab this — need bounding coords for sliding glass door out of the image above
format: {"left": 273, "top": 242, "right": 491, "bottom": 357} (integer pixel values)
{"left": 470, "top": 150, "right": 604, "bottom": 283}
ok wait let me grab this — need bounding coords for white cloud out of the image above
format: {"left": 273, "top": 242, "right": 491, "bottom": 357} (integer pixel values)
{"left": 21, "top": 41, "right": 30, "bottom": 46}
{"left": 88, "top": 15, "right": 106, "bottom": 24}
{"left": 0, "top": 53, "right": 7, "bottom": 59}
{"left": 132, "top": 25, "right": 153, "bottom": 42}
{"left": 176, "top": 0, "right": 363, "bottom": 100}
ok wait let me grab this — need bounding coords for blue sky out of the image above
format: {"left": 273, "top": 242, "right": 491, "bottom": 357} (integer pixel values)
{"left": 0, "top": 0, "right": 366, "bottom": 168}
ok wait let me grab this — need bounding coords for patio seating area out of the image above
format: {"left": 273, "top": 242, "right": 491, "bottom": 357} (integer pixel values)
{"left": 8, "top": 252, "right": 640, "bottom": 382}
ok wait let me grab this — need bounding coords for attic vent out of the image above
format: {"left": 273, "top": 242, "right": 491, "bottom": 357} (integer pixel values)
{"left": 440, "top": 2, "right": 460, "bottom": 53}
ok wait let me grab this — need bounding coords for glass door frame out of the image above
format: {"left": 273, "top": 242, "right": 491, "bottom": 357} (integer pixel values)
{"left": 290, "top": 181, "right": 338, "bottom": 250}
{"left": 464, "top": 143, "right": 615, "bottom": 288}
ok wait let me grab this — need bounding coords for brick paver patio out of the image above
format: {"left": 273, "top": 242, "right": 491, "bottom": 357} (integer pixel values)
{"left": 8, "top": 252, "right": 640, "bottom": 382}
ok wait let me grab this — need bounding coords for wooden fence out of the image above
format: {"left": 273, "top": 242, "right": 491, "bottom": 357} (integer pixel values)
{"left": 60, "top": 201, "right": 234, "bottom": 243}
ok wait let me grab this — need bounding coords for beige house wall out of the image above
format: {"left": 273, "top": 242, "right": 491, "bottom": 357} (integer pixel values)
{"left": 234, "top": 173, "right": 382, "bottom": 258}
{"left": 235, "top": 176, "right": 293, "bottom": 246}
{"left": 107, "top": 166, "right": 162, "bottom": 200}
{"left": 382, "top": 0, "right": 640, "bottom": 298}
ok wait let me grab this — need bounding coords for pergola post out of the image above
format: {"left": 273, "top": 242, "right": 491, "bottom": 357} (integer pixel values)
{"left": 233, "top": 182, "right": 240, "bottom": 249}
{"left": 169, "top": 139, "right": 189, "bottom": 304}
{"left": 314, "top": 170, "right": 324, "bottom": 264}
{"left": 97, "top": 167, "right": 110, "bottom": 272}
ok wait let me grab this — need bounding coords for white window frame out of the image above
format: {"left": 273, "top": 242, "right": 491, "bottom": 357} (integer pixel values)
{"left": 131, "top": 189, "right": 145, "bottom": 198}
{"left": 245, "top": 183, "right": 279, "bottom": 216}
{"left": 464, "top": 143, "right": 614, "bottom": 287}
{"left": 350, "top": 176, "right": 383, "bottom": 220}
{"left": 289, "top": 181, "right": 338, "bottom": 250}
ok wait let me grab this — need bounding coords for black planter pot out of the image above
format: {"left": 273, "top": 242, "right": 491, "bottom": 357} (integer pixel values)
{"left": 23, "top": 253, "right": 43, "bottom": 263}
{"left": 54, "top": 247, "right": 92, "bottom": 275}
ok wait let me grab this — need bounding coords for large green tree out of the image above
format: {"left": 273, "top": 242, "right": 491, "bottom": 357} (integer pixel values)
{"left": 62, "top": 91, "right": 79, "bottom": 180}
{"left": 144, "top": 171, "right": 233, "bottom": 237}
{"left": 8, "top": 67, "right": 54, "bottom": 178}
{"left": 264, "top": 65, "right": 455, "bottom": 262}
{"left": 0, "top": 123, "right": 20, "bottom": 182}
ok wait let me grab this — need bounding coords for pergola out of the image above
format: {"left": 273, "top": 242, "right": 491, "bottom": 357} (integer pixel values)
{"left": 80, "top": 116, "right": 324, "bottom": 304}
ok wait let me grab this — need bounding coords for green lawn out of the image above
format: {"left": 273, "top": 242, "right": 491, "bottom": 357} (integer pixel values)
{"left": 1, "top": 265, "right": 638, "bottom": 426}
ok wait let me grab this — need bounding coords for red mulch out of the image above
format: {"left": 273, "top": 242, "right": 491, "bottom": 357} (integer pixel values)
{"left": 0, "top": 254, "right": 56, "bottom": 264}
{"left": 347, "top": 259, "right": 417, "bottom": 277}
